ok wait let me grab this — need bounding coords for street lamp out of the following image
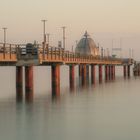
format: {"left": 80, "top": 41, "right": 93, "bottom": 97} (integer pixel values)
{"left": 2, "top": 27, "right": 7, "bottom": 44}
{"left": 47, "top": 33, "right": 50, "bottom": 47}
{"left": 41, "top": 20, "right": 47, "bottom": 60}
{"left": 61, "top": 26, "right": 66, "bottom": 50}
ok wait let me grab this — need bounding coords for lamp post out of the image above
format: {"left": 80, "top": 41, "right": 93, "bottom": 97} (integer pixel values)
{"left": 47, "top": 33, "right": 50, "bottom": 47}
{"left": 2, "top": 27, "right": 7, "bottom": 44}
{"left": 61, "top": 26, "right": 66, "bottom": 50}
{"left": 41, "top": 20, "right": 47, "bottom": 59}
{"left": 2, "top": 27, "right": 7, "bottom": 58}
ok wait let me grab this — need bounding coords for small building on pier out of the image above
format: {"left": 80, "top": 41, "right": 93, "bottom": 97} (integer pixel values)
{"left": 75, "top": 31, "right": 99, "bottom": 56}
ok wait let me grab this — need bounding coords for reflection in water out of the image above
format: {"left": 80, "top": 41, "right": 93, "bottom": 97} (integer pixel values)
{"left": 51, "top": 94, "right": 60, "bottom": 103}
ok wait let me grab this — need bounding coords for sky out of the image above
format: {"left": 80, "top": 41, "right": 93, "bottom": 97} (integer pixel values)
{"left": 0, "top": 0, "right": 140, "bottom": 59}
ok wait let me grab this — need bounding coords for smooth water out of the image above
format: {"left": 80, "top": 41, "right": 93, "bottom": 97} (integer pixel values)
{"left": 0, "top": 66, "right": 140, "bottom": 140}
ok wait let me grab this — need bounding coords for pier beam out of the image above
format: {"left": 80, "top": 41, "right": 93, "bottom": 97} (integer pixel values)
{"left": 16, "top": 66, "right": 23, "bottom": 101}
{"left": 81, "top": 64, "right": 87, "bottom": 87}
{"left": 51, "top": 64, "right": 60, "bottom": 96}
{"left": 69, "top": 65, "right": 75, "bottom": 91}
{"left": 99, "top": 65, "right": 102, "bottom": 83}
{"left": 123, "top": 65, "right": 126, "bottom": 77}
{"left": 91, "top": 65, "right": 96, "bottom": 84}
{"left": 25, "top": 66, "right": 34, "bottom": 101}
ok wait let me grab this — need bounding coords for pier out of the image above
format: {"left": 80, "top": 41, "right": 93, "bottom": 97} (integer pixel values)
{"left": 0, "top": 42, "right": 133, "bottom": 101}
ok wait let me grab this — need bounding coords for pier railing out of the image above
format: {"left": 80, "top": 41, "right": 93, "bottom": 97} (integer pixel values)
{"left": 38, "top": 46, "right": 132, "bottom": 65}
{"left": 0, "top": 43, "right": 133, "bottom": 65}
{"left": 0, "top": 43, "right": 17, "bottom": 61}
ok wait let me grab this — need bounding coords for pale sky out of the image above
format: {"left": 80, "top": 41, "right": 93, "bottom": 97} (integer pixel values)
{"left": 0, "top": 0, "right": 140, "bottom": 59}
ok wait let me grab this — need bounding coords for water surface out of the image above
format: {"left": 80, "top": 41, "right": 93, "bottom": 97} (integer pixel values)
{"left": 0, "top": 66, "right": 140, "bottom": 140}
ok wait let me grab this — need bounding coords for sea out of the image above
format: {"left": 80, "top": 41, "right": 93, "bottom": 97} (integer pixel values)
{"left": 0, "top": 65, "right": 140, "bottom": 140}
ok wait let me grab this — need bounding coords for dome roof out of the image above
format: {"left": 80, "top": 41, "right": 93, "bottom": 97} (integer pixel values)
{"left": 75, "top": 31, "right": 99, "bottom": 56}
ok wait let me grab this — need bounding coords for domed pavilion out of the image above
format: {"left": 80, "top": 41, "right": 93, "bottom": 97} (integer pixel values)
{"left": 75, "top": 31, "right": 99, "bottom": 56}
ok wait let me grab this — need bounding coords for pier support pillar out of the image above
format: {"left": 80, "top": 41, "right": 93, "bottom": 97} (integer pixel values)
{"left": 123, "top": 65, "right": 126, "bottom": 77}
{"left": 51, "top": 64, "right": 60, "bottom": 96}
{"left": 138, "top": 69, "right": 140, "bottom": 76}
{"left": 108, "top": 65, "right": 111, "bottom": 80}
{"left": 113, "top": 65, "right": 115, "bottom": 80}
{"left": 105, "top": 65, "right": 108, "bottom": 81}
{"left": 25, "top": 66, "right": 34, "bottom": 101}
{"left": 86, "top": 65, "right": 89, "bottom": 85}
{"left": 79, "top": 65, "right": 82, "bottom": 77}
{"left": 69, "top": 65, "right": 75, "bottom": 91}
{"left": 91, "top": 65, "right": 96, "bottom": 84}
{"left": 16, "top": 66, "right": 23, "bottom": 101}
{"left": 99, "top": 65, "right": 102, "bottom": 83}
{"left": 111, "top": 65, "right": 115, "bottom": 80}
{"left": 82, "top": 64, "right": 87, "bottom": 87}
{"left": 127, "top": 65, "right": 130, "bottom": 77}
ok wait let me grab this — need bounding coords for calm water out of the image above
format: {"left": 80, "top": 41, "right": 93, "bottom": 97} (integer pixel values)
{"left": 0, "top": 66, "right": 140, "bottom": 140}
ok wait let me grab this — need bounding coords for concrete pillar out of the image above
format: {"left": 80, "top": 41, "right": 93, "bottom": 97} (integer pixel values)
{"left": 82, "top": 64, "right": 87, "bottom": 86}
{"left": 123, "top": 65, "right": 126, "bottom": 77}
{"left": 16, "top": 66, "right": 23, "bottom": 101}
{"left": 69, "top": 65, "right": 75, "bottom": 91}
{"left": 91, "top": 65, "right": 96, "bottom": 84}
{"left": 25, "top": 66, "right": 34, "bottom": 101}
{"left": 51, "top": 64, "right": 60, "bottom": 96}
{"left": 127, "top": 65, "right": 130, "bottom": 77}
{"left": 99, "top": 65, "right": 102, "bottom": 83}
